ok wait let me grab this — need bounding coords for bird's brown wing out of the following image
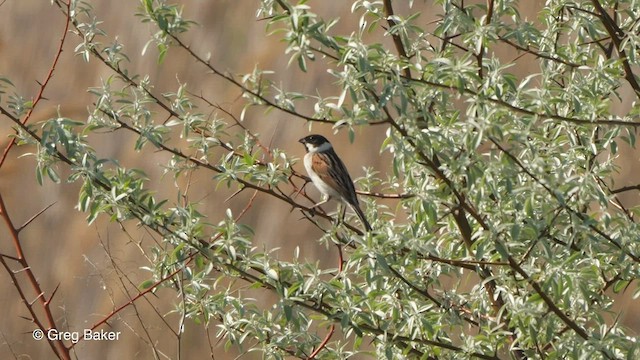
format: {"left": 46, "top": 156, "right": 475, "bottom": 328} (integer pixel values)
{"left": 312, "top": 149, "right": 371, "bottom": 231}
{"left": 311, "top": 150, "right": 358, "bottom": 205}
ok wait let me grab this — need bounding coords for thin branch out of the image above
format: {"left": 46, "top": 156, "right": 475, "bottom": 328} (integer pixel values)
{"left": 610, "top": 184, "right": 640, "bottom": 194}
{"left": 310, "top": 41, "right": 640, "bottom": 128}
{"left": 387, "top": 263, "right": 483, "bottom": 327}
{"left": 404, "top": 75, "right": 640, "bottom": 128}
{"left": 0, "top": 0, "right": 72, "bottom": 170}
{"left": 356, "top": 190, "right": 414, "bottom": 199}
{"left": 0, "top": 194, "right": 68, "bottom": 359}
{"left": 497, "top": 36, "right": 581, "bottom": 68}
{"left": 490, "top": 137, "right": 640, "bottom": 263}
{"left": 307, "top": 324, "right": 334, "bottom": 360}
{"left": 589, "top": 0, "right": 640, "bottom": 98}
{"left": 69, "top": 262, "right": 187, "bottom": 348}
{"left": 109, "top": 112, "right": 368, "bottom": 235}
{"left": 382, "top": 0, "right": 411, "bottom": 79}
{"left": 17, "top": 202, "right": 57, "bottom": 233}
{"left": 506, "top": 255, "right": 589, "bottom": 340}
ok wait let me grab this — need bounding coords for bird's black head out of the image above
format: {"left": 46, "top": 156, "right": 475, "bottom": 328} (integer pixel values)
{"left": 298, "top": 134, "right": 329, "bottom": 147}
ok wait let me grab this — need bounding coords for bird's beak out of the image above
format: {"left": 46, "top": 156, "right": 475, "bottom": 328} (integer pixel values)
{"left": 298, "top": 138, "right": 305, "bottom": 144}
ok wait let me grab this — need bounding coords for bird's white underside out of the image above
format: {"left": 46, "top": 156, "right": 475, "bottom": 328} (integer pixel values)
{"left": 304, "top": 152, "right": 343, "bottom": 201}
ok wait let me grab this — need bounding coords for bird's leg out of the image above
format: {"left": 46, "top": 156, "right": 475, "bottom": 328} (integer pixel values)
{"left": 336, "top": 202, "right": 346, "bottom": 227}
{"left": 309, "top": 196, "right": 329, "bottom": 216}
{"left": 311, "top": 197, "right": 330, "bottom": 209}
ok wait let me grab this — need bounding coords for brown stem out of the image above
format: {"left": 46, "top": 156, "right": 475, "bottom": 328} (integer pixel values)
{"left": 0, "top": 6, "right": 73, "bottom": 353}
{"left": 307, "top": 324, "right": 334, "bottom": 359}
{"left": 382, "top": 0, "right": 411, "bottom": 79}
{"left": 0, "top": 194, "right": 70, "bottom": 359}
{"left": 0, "top": 0, "right": 71, "bottom": 170}
{"left": 590, "top": 0, "right": 640, "bottom": 98}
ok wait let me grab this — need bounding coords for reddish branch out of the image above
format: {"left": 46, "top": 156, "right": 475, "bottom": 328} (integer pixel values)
{"left": 0, "top": 1, "right": 71, "bottom": 168}
{"left": 68, "top": 261, "right": 188, "bottom": 349}
{"left": 71, "top": 184, "right": 260, "bottom": 348}
{"left": 0, "top": 1, "right": 72, "bottom": 359}
{"left": 307, "top": 324, "right": 334, "bottom": 359}
{"left": 0, "top": 196, "right": 68, "bottom": 359}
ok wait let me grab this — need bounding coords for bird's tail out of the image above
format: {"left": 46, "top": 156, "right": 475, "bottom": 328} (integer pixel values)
{"left": 351, "top": 203, "right": 372, "bottom": 232}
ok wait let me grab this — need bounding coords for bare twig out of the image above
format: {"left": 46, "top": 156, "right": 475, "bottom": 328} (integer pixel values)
{"left": 17, "top": 202, "right": 57, "bottom": 233}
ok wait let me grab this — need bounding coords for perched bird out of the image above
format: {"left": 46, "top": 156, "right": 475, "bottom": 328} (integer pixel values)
{"left": 299, "top": 134, "right": 372, "bottom": 232}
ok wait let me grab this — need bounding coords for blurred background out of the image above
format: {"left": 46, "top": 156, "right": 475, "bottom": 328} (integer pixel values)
{"left": 0, "top": 1, "right": 638, "bottom": 359}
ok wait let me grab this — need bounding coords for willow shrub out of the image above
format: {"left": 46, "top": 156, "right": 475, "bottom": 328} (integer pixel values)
{"left": 3, "top": 0, "right": 640, "bottom": 359}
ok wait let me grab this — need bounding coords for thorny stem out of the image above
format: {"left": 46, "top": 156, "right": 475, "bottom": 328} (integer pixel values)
{"left": 0, "top": 1, "right": 72, "bottom": 359}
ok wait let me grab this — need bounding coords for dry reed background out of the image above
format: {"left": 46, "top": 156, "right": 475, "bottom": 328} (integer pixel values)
{"left": 0, "top": 1, "right": 638, "bottom": 359}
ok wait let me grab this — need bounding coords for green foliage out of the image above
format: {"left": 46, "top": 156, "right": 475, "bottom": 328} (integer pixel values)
{"left": 3, "top": 0, "right": 640, "bottom": 359}
{"left": 137, "top": 0, "right": 196, "bottom": 63}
